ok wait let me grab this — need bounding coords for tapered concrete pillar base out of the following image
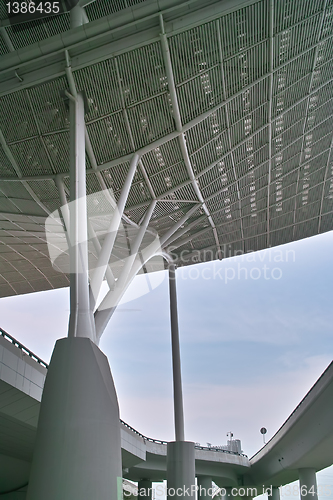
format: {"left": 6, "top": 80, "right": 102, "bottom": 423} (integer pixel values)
{"left": 27, "top": 337, "right": 122, "bottom": 500}
{"left": 167, "top": 441, "right": 195, "bottom": 499}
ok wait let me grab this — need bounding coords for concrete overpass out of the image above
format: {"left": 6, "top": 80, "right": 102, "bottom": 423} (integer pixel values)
{"left": 1, "top": 328, "right": 332, "bottom": 498}
{"left": 248, "top": 360, "right": 333, "bottom": 488}
{"left": 1, "top": 0, "right": 333, "bottom": 496}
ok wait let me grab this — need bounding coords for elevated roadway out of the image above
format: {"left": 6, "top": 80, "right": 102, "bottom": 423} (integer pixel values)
{"left": 248, "top": 361, "right": 333, "bottom": 488}
{"left": 0, "top": 330, "right": 249, "bottom": 495}
{"left": 0, "top": 329, "right": 332, "bottom": 496}
{"left": 0, "top": 0, "right": 332, "bottom": 497}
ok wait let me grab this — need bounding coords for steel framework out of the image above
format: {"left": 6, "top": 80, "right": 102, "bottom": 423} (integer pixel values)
{"left": 0, "top": 0, "right": 332, "bottom": 299}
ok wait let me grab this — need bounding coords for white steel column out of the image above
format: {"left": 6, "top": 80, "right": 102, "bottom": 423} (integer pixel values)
{"left": 26, "top": 91, "right": 122, "bottom": 500}
{"left": 70, "top": 5, "right": 88, "bottom": 28}
{"left": 94, "top": 203, "right": 201, "bottom": 339}
{"left": 94, "top": 199, "right": 156, "bottom": 340}
{"left": 160, "top": 15, "right": 196, "bottom": 497}
{"left": 167, "top": 263, "right": 195, "bottom": 499}
{"left": 159, "top": 14, "right": 222, "bottom": 260}
{"left": 55, "top": 175, "right": 70, "bottom": 232}
{"left": 169, "top": 263, "right": 185, "bottom": 442}
{"left": 90, "top": 153, "right": 140, "bottom": 308}
{"left": 299, "top": 469, "right": 318, "bottom": 500}
{"left": 68, "top": 91, "right": 96, "bottom": 341}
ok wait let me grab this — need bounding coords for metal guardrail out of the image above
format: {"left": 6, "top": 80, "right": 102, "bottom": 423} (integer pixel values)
{"left": 194, "top": 445, "right": 246, "bottom": 456}
{"left": 120, "top": 417, "right": 247, "bottom": 456}
{"left": 120, "top": 420, "right": 169, "bottom": 445}
{"left": 0, "top": 328, "right": 48, "bottom": 368}
{"left": 0, "top": 327, "right": 247, "bottom": 457}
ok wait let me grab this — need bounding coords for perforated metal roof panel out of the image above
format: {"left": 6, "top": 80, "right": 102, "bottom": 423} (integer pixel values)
{"left": 0, "top": 0, "right": 332, "bottom": 297}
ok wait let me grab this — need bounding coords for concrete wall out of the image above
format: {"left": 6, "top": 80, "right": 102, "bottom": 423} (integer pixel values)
{"left": 0, "top": 336, "right": 46, "bottom": 403}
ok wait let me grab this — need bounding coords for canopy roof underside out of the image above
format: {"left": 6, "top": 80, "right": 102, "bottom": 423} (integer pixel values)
{"left": 0, "top": 0, "right": 332, "bottom": 297}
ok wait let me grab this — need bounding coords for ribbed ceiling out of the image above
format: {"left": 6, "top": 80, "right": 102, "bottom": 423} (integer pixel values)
{"left": 0, "top": 0, "right": 332, "bottom": 297}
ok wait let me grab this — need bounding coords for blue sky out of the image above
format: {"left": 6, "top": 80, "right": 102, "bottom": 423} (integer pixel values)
{"left": 0, "top": 230, "right": 332, "bottom": 460}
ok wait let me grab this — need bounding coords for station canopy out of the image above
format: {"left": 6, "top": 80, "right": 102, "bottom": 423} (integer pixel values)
{"left": 0, "top": 0, "right": 332, "bottom": 297}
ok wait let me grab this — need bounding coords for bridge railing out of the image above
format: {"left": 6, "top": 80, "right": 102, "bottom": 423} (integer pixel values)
{"left": 120, "top": 421, "right": 247, "bottom": 456}
{"left": 0, "top": 327, "right": 48, "bottom": 368}
{"left": 0, "top": 327, "right": 247, "bottom": 457}
{"left": 120, "top": 420, "right": 169, "bottom": 445}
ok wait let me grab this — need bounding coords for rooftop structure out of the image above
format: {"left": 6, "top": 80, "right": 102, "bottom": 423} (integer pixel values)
{"left": 0, "top": 0, "right": 332, "bottom": 499}
{"left": 0, "top": 0, "right": 332, "bottom": 296}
